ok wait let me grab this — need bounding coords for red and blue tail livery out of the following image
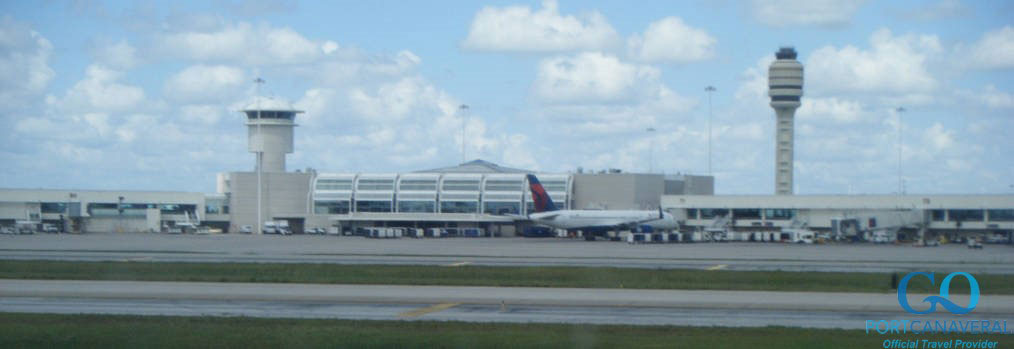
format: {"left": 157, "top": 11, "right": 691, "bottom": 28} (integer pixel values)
{"left": 526, "top": 174, "right": 559, "bottom": 213}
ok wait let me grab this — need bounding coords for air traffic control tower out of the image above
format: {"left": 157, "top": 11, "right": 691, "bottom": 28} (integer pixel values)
{"left": 243, "top": 97, "right": 303, "bottom": 172}
{"left": 768, "top": 47, "right": 803, "bottom": 195}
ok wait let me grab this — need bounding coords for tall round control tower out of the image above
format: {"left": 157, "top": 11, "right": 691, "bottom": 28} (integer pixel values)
{"left": 768, "top": 47, "right": 803, "bottom": 195}
{"left": 243, "top": 97, "right": 303, "bottom": 173}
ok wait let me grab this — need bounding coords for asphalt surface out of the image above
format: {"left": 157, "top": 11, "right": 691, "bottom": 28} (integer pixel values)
{"left": 4, "top": 280, "right": 1012, "bottom": 329}
{"left": 2, "top": 233, "right": 1012, "bottom": 273}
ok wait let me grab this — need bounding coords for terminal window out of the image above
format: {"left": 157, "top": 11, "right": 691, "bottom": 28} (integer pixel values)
{"left": 357, "top": 179, "right": 394, "bottom": 191}
{"left": 988, "top": 209, "right": 1014, "bottom": 222}
{"left": 948, "top": 209, "right": 984, "bottom": 222}
{"left": 398, "top": 201, "right": 435, "bottom": 213}
{"left": 485, "top": 180, "right": 522, "bottom": 192}
{"left": 355, "top": 200, "right": 392, "bottom": 213}
{"left": 484, "top": 202, "right": 520, "bottom": 215}
{"left": 540, "top": 181, "right": 567, "bottom": 192}
{"left": 699, "top": 208, "right": 729, "bottom": 219}
{"left": 442, "top": 180, "right": 480, "bottom": 191}
{"left": 931, "top": 210, "right": 946, "bottom": 221}
{"left": 316, "top": 179, "right": 353, "bottom": 190}
{"left": 764, "top": 209, "right": 794, "bottom": 220}
{"left": 399, "top": 180, "right": 438, "bottom": 191}
{"left": 314, "top": 201, "right": 350, "bottom": 214}
{"left": 441, "top": 201, "right": 478, "bottom": 213}
{"left": 40, "top": 202, "right": 66, "bottom": 214}
{"left": 733, "top": 209, "right": 761, "bottom": 219}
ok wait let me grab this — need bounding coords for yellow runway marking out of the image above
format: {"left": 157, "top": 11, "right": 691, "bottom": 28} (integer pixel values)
{"left": 706, "top": 264, "right": 728, "bottom": 271}
{"left": 445, "top": 261, "right": 471, "bottom": 267}
{"left": 399, "top": 303, "right": 461, "bottom": 317}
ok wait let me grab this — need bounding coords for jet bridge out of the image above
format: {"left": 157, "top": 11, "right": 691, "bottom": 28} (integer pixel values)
{"left": 830, "top": 210, "right": 925, "bottom": 242}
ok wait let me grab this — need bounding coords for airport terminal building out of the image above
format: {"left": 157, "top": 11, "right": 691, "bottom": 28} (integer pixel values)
{"left": 1, "top": 93, "right": 1011, "bottom": 241}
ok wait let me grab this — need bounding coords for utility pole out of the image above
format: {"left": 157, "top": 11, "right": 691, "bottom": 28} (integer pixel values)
{"left": 705, "top": 86, "right": 716, "bottom": 175}
{"left": 896, "top": 107, "right": 905, "bottom": 195}
{"left": 254, "top": 77, "right": 265, "bottom": 234}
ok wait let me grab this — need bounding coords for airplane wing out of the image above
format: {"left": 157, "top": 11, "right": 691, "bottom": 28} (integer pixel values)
{"left": 614, "top": 208, "right": 665, "bottom": 229}
{"left": 505, "top": 214, "right": 530, "bottom": 221}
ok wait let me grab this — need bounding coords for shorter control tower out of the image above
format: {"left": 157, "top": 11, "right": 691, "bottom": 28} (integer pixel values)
{"left": 768, "top": 47, "right": 803, "bottom": 195}
{"left": 243, "top": 97, "right": 303, "bottom": 172}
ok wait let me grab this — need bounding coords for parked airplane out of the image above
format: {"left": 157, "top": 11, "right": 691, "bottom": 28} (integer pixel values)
{"left": 523, "top": 174, "right": 678, "bottom": 240}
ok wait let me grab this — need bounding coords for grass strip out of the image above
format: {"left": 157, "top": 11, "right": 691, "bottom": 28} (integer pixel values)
{"left": 2, "top": 260, "right": 1011, "bottom": 294}
{"left": 0, "top": 313, "right": 1008, "bottom": 349}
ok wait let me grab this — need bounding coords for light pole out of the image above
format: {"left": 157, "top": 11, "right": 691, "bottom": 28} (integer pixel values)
{"left": 896, "top": 107, "right": 905, "bottom": 195}
{"left": 459, "top": 104, "right": 469, "bottom": 164}
{"left": 705, "top": 86, "right": 716, "bottom": 175}
{"left": 254, "top": 77, "right": 265, "bottom": 234}
{"left": 647, "top": 127, "right": 656, "bottom": 173}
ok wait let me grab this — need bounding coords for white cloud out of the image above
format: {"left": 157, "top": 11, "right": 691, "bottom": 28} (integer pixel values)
{"left": 966, "top": 26, "right": 1014, "bottom": 70}
{"left": 627, "top": 17, "right": 716, "bottom": 63}
{"left": 533, "top": 52, "right": 660, "bottom": 103}
{"left": 978, "top": 86, "right": 1014, "bottom": 109}
{"left": 797, "top": 97, "right": 868, "bottom": 123}
{"left": 807, "top": 28, "right": 941, "bottom": 95}
{"left": 462, "top": 0, "right": 619, "bottom": 52}
{"left": 956, "top": 85, "right": 1014, "bottom": 109}
{"left": 734, "top": 55, "right": 775, "bottom": 105}
{"left": 57, "top": 65, "right": 146, "bottom": 112}
{"left": 164, "top": 65, "right": 246, "bottom": 103}
{"left": 321, "top": 40, "right": 339, "bottom": 55}
{"left": 92, "top": 39, "right": 138, "bottom": 70}
{"left": 0, "top": 16, "right": 55, "bottom": 110}
{"left": 903, "top": 0, "right": 971, "bottom": 21}
{"left": 751, "top": 0, "right": 867, "bottom": 28}
{"left": 924, "top": 123, "right": 955, "bottom": 151}
{"left": 347, "top": 77, "right": 450, "bottom": 121}
{"left": 159, "top": 21, "right": 321, "bottom": 65}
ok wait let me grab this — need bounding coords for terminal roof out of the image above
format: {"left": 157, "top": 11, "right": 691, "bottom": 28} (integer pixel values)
{"left": 416, "top": 159, "right": 531, "bottom": 174}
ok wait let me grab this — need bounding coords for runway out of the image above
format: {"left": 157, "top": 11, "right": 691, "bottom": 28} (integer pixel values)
{"left": 2, "top": 280, "right": 1012, "bottom": 329}
{"left": 2, "top": 234, "right": 1012, "bottom": 273}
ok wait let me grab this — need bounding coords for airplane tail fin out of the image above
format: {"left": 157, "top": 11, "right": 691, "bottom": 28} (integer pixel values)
{"left": 526, "top": 174, "right": 559, "bottom": 213}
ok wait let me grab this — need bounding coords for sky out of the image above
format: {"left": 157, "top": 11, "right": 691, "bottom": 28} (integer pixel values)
{"left": 1, "top": 0, "right": 1012, "bottom": 195}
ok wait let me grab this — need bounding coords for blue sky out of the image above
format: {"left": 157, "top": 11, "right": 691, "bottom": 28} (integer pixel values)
{"left": 1, "top": 0, "right": 1012, "bottom": 195}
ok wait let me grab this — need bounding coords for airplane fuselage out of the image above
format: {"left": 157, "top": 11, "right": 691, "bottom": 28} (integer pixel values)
{"left": 528, "top": 210, "right": 677, "bottom": 231}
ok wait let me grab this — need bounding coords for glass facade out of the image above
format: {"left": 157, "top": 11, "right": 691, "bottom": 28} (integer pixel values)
{"left": 356, "top": 200, "right": 392, "bottom": 213}
{"left": 484, "top": 180, "right": 522, "bottom": 192}
{"left": 399, "top": 180, "right": 437, "bottom": 191}
{"left": 316, "top": 179, "right": 353, "bottom": 190}
{"left": 484, "top": 202, "right": 520, "bottom": 215}
{"left": 686, "top": 208, "right": 698, "bottom": 220}
{"left": 315, "top": 201, "right": 350, "bottom": 214}
{"left": 987, "top": 209, "right": 1014, "bottom": 222}
{"left": 398, "top": 201, "right": 436, "bottom": 213}
{"left": 948, "top": 209, "right": 984, "bottom": 222}
{"left": 699, "top": 208, "right": 729, "bottom": 219}
{"left": 732, "top": 209, "right": 761, "bottom": 219}
{"left": 440, "top": 201, "right": 478, "bottom": 213}
{"left": 764, "top": 209, "right": 794, "bottom": 220}
{"left": 931, "top": 209, "right": 946, "bottom": 221}
{"left": 245, "top": 111, "right": 296, "bottom": 119}
{"left": 442, "top": 180, "right": 480, "bottom": 191}
{"left": 540, "top": 181, "right": 567, "bottom": 192}
{"left": 40, "top": 202, "right": 66, "bottom": 214}
{"left": 357, "top": 179, "right": 394, "bottom": 191}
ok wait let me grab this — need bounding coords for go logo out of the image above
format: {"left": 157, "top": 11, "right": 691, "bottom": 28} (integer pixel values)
{"left": 897, "top": 272, "right": 979, "bottom": 315}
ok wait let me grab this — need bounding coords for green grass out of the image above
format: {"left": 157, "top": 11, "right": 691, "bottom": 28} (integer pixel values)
{"left": 0, "top": 313, "right": 1008, "bottom": 349}
{"left": 2, "top": 260, "right": 1011, "bottom": 294}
